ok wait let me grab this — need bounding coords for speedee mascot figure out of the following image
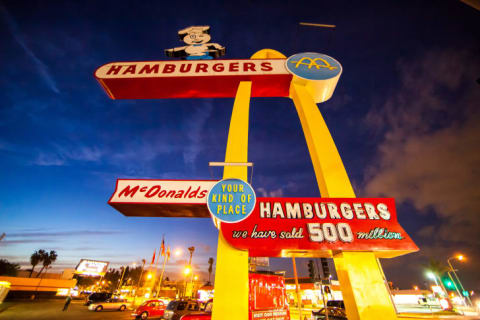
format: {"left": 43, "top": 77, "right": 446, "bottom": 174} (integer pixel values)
{"left": 165, "top": 26, "right": 225, "bottom": 60}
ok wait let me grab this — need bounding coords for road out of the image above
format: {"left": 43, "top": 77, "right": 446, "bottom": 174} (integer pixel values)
{"left": 2, "top": 300, "right": 478, "bottom": 320}
{"left": 0, "top": 299, "right": 134, "bottom": 320}
{"left": 289, "top": 307, "right": 480, "bottom": 320}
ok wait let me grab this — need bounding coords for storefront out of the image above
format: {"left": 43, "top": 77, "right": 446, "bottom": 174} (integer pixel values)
{"left": 285, "top": 277, "right": 342, "bottom": 307}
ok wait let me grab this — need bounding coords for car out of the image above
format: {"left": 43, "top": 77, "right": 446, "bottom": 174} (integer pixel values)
{"left": 326, "top": 300, "right": 345, "bottom": 309}
{"left": 163, "top": 300, "right": 202, "bottom": 320}
{"left": 131, "top": 299, "right": 166, "bottom": 319}
{"left": 179, "top": 300, "right": 212, "bottom": 320}
{"left": 85, "top": 292, "right": 112, "bottom": 306}
{"left": 88, "top": 297, "right": 128, "bottom": 312}
{"left": 312, "top": 307, "right": 347, "bottom": 320}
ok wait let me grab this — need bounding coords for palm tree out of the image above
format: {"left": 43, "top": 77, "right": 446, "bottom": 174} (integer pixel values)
{"left": 423, "top": 258, "right": 449, "bottom": 277}
{"left": 29, "top": 250, "right": 44, "bottom": 277}
{"left": 36, "top": 250, "right": 58, "bottom": 277}
{"left": 207, "top": 257, "right": 214, "bottom": 285}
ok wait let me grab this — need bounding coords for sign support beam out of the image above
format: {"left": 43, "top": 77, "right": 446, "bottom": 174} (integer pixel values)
{"left": 290, "top": 82, "right": 398, "bottom": 320}
{"left": 211, "top": 81, "right": 252, "bottom": 320}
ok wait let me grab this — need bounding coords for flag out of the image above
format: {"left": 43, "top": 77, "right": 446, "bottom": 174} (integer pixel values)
{"left": 167, "top": 246, "right": 171, "bottom": 261}
{"left": 161, "top": 236, "right": 165, "bottom": 257}
{"left": 151, "top": 249, "right": 156, "bottom": 265}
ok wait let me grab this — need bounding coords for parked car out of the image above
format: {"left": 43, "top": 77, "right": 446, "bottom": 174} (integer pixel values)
{"left": 85, "top": 292, "right": 112, "bottom": 306}
{"left": 312, "top": 307, "right": 347, "bottom": 320}
{"left": 179, "top": 300, "right": 213, "bottom": 320}
{"left": 131, "top": 299, "right": 166, "bottom": 319}
{"left": 327, "top": 300, "right": 345, "bottom": 309}
{"left": 88, "top": 297, "right": 128, "bottom": 312}
{"left": 163, "top": 300, "right": 202, "bottom": 320}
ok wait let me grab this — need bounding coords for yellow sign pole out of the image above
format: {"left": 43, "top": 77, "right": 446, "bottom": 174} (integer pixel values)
{"left": 292, "top": 257, "right": 303, "bottom": 320}
{"left": 211, "top": 81, "right": 252, "bottom": 320}
{"left": 212, "top": 48, "right": 399, "bottom": 320}
{"left": 212, "top": 49, "right": 287, "bottom": 320}
{"left": 290, "top": 81, "right": 397, "bottom": 320}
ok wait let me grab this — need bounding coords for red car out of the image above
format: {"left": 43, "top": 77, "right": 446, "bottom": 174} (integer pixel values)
{"left": 132, "top": 300, "right": 167, "bottom": 319}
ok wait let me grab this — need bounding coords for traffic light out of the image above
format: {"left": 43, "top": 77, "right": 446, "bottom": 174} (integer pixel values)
{"left": 441, "top": 276, "right": 456, "bottom": 291}
{"left": 320, "top": 258, "right": 330, "bottom": 279}
{"left": 308, "top": 260, "right": 316, "bottom": 280}
{"left": 462, "top": 290, "right": 469, "bottom": 297}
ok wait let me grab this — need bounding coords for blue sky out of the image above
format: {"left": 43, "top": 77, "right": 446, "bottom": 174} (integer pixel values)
{"left": 0, "top": 0, "right": 479, "bottom": 290}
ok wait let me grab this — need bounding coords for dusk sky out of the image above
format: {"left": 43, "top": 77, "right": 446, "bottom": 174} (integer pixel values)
{"left": 1, "top": 0, "right": 479, "bottom": 291}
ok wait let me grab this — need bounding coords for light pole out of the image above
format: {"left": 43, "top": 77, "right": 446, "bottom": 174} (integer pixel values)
{"left": 132, "top": 259, "right": 146, "bottom": 306}
{"left": 188, "top": 247, "right": 195, "bottom": 298}
{"left": 117, "top": 266, "right": 127, "bottom": 292}
{"left": 427, "top": 271, "right": 454, "bottom": 310}
{"left": 183, "top": 266, "right": 192, "bottom": 297}
{"left": 447, "top": 255, "right": 472, "bottom": 307}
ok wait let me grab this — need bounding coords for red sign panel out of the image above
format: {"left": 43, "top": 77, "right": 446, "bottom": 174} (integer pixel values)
{"left": 221, "top": 198, "right": 418, "bottom": 258}
{"left": 94, "top": 59, "right": 292, "bottom": 99}
{"left": 108, "top": 179, "right": 217, "bottom": 218}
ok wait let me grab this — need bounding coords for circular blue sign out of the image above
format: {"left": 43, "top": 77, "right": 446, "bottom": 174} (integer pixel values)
{"left": 286, "top": 52, "right": 342, "bottom": 80}
{"left": 207, "top": 178, "right": 256, "bottom": 223}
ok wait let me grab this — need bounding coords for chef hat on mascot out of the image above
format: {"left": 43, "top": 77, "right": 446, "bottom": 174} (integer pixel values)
{"left": 178, "top": 26, "right": 210, "bottom": 40}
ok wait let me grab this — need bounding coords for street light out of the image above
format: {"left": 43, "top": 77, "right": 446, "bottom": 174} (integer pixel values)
{"left": 426, "top": 271, "right": 449, "bottom": 298}
{"left": 174, "top": 248, "right": 182, "bottom": 256}
{"left": 426, "top": 272, "right": 437, "bottom": 283}
{"left": 184, "top": 266, "right": 192, "bottom": 276}
{"left": 447, "top": 254, "right": 471, "bottom": 306}
{"left": 132, "top": 259, "right": 146, "bottom": 306}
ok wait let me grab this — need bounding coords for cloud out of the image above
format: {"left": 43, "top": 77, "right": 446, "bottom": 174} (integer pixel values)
{"left": 0, "top": 239, "right": 56, "bottom": 245}
{"left": 0, "top": 4, "right": 60, "bottom": 94}
{"left": 257, "top": 187, "right": 284, "bottom": 197}
{"left": 182, "top": 99, "right": 214, "bottom": 169}
{"left": 32, "top": 143, "right": 103, "bottom": 166}
{"left": 198, "top": 244, "right": 211, "bottom": 253}
{"left": 362, "top": 48, "right": 480, "bottom": 287}
{"left": 6, "top": 230, "right": 123, "bottom": 238}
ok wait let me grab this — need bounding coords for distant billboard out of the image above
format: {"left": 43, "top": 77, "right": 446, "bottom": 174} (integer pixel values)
{"left": 75, "top": 259, "right": 109, "bottom": 276}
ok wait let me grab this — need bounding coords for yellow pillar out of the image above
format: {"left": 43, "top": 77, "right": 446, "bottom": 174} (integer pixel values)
{"left": 290, "top": 81, "right": 397, "bottom": 320}
{"left": 211, "top": 81, "right": 252, "bottom": 320}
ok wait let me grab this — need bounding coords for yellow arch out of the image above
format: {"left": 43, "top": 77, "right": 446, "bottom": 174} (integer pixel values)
{"left": 212, "top": 49, "right": 398, "bottom": 320}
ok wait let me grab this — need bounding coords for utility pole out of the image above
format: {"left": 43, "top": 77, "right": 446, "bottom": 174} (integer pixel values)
{"left": 292, "top": 257, "right": 303, "bottom": 320}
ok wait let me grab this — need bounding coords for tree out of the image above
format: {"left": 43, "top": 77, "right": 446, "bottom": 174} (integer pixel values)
{"left": 36, "top": 250, "right": 58, "bottom": 277}
{"left": 423, "top": 258, "right": 449, "bottom": 277}
{"left": 0, "top": 259, "right": 20, "bottom": 276}
{"left": 104, "top": 268, "right": 122, "bottom": 291}
{"left": 29, "top": 250, "right": 44, "bottom": 277}
{"left": 74, "top": 275, "right": 97, "bottom": 289}
{"left": 207, "top": 257, "right": 214, "bottom": 285}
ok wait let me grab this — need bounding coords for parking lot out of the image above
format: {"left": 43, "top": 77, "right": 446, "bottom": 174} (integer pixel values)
{"left": 0, "top": 299, "right": 134, "bottom": 320}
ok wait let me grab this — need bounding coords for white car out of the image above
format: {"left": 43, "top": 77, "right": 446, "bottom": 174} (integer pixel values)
{"left": 88, "top": 297, "right": 128, "bottom": 312}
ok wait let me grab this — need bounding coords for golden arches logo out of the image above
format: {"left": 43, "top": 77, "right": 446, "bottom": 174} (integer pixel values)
{"left": 290, "top": 57, "right": 338, "bottom": 70}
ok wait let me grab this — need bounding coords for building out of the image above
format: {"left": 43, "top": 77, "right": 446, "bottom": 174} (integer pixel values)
{"left": 0, "top": 275, "right": 77, "bottom": 299}
{"left": 285, "top": 277, "right": 342, "bottom": 308}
